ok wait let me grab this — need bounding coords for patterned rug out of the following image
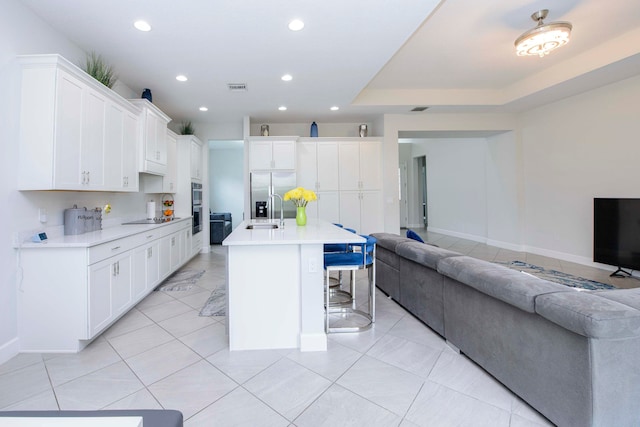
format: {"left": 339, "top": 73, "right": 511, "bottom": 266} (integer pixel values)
{"left": 199, "top": 288, "right": 226, "bottom": 317}
{"left": 155, "top": 269, "right": 205, "bottom": 292}
{"left": 497, "top": 261, "right": 616, "bottom": 291}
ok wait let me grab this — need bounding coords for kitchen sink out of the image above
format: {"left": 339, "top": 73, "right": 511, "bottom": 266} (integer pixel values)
{"left": 246, "top": 223, "right": 279, "bottom": 230}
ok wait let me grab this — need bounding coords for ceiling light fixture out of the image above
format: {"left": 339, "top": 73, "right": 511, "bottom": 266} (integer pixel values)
{"left": 330, "top": 106, "right": 339, "bottom": 111}
{"left": 176, "top": 75, "right": 188, "bottom": 82}
{"left": 133, "top": 20, "right": 151, "bottom": 32}
{"left": 199, "top": 106, "right": 208, "bottom": 112}
{"left": 278, "top": 106, "right": 287, "bottom": 111}
{"left": 515, "top": 9, "right": 572, "bottom": 57}
{"left": 281, "top": 74, "right": 293, "bottom": 81}
{"left": 288, "top": 19, "right": 304, "bottom": 31}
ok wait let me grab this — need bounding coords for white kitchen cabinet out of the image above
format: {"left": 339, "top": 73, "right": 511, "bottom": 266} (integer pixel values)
{"left": 18, "top": 54, "right": 141, "bottom": 192}
{"left": 170, "top": 232, "right": 182, "bottom": 270}
{"left": 105, "top": 104, "right": 139, "bottom": 191}
{"left": 165, "top": 130, "right": 178, "bottom": 192}
{"left": 18, "top": 218, "right": 195, "bottom": 352}
{"left": 338, "top": 140, "right": 382, "bottom": 191}
{"left": 249, "top": 138, "right": 296, "bottom": 171}
{"left": 88, "top": 251, "right": 132, "bottom": 338}
{"left": 339, "top": 191, "right": 383, "bottom": 235}
{"left": 190, "top": 137, "right": 203, "bottom": 181}
{"left": 129, "top": 99, "right": 171, "bottom": 176}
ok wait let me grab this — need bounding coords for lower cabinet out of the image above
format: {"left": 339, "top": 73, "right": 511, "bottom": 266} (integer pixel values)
{"left": 18, "top": 218, "right": 195, "bottom": 352}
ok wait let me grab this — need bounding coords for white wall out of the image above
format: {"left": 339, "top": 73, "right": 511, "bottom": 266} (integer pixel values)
{"left": 409, "top": 139, "right": 489, "bottom": 241}
{"left": 520, "top": 74, "right": 640, "bottom": 263}
{"left": 209, "top": 141, "right": 245, "bottom": 228}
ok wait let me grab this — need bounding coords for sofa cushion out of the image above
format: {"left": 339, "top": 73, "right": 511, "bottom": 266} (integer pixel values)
{"left": 370, "top": 233, "right": 413, "bottom": 252}
{"left": 396, "top": 241, "right": 461, "bottom": 270}
{"left": 536, "top": 291, "right": 640, "bottom": 339}
{"left": 438, "top": 256, "right": 571, "bottom": 313}
{"left": 596, "top": 288, "right": 640, "bottom": 310}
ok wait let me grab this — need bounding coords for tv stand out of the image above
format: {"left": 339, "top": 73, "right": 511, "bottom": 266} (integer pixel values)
{"left": 610, "top": 267, "right": 632, "bottom": 278}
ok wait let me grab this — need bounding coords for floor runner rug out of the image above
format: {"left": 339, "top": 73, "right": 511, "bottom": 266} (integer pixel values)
{"left": 155, "top": 269, "right": 205, "bottom": 292}
{"left": 497, "top": 261, "right": 616, "bottom": 291}
{"left": 199, "top": 288, "right": 226, "bottom": 316}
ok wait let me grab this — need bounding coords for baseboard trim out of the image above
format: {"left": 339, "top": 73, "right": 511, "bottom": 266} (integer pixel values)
{"left": 427, "top": 227, "right": 487, "bottom": 244}
{"left": 0, "top": 337, "right": 20, "bottom": 365}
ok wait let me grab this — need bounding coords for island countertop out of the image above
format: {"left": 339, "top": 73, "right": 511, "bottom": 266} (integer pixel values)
{"left": 222, "top": 218, "right": 365, "bottom": 246}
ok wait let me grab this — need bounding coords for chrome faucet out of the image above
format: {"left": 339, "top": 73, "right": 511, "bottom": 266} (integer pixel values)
{"left": 268, "top": 189, "right": 285, "bottom": 228}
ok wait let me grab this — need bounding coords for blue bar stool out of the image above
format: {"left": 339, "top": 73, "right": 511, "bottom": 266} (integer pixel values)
{"left": 324, "top": 235, "right": 376, "bottom": 333}
{"left": 324, "top": 227, "right": 357, "bottom": 305}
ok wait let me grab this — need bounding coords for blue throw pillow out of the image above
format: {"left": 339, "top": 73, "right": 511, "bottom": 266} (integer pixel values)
{"left": 406, "top": 229, "right": 425, "bottom": 243}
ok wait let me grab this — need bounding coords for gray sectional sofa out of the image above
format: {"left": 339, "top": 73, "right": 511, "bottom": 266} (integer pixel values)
{"left": 372, "top": 232, "right": 640, "bottom": 427}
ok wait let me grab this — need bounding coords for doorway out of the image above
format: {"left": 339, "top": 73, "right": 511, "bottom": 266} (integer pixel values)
{"left": 416, "top": 155, "right": 427, "bottom": 227}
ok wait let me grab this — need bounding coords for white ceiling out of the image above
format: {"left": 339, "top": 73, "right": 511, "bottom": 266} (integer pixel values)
{"left": 20, "top": 0, "right": 640, "bottom": 126}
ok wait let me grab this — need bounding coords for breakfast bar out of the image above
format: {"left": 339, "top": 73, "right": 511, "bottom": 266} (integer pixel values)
{"left": 222, "top": 219, "right": 364, "bottom": 351}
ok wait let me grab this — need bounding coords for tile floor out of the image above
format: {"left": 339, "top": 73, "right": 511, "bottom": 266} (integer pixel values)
{"left": 2, "top": 231, "right": 635, "bottom": 426}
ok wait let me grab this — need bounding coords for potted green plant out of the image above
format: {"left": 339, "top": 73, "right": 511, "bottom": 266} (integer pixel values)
{"left": 180, "top": 121, "right": 195, "bottom": 135}
{"left": 83, "top": 51, "right": 116, "bottom": 88}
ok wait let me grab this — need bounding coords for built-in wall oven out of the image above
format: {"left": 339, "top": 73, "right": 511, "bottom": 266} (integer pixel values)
{"left": 191, "top": 182, "right": 203, "bottom": 235}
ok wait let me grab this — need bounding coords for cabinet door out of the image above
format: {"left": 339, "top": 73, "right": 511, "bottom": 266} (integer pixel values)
{"left": 296, "top": 142, "right": 317, "bottom": 190}
{"left": 112, "top": 255, "right": 132, "bottom": 316}
{"left": 146, "top": 242, "right": 160, "bottom": 288}
{"left": 359, "top": 141, "right": 382, "bottom": 190}
{"left": 104, "top": 102, "right": 124, "bottom": 190}
{"left": 132, "top": 246, "right": 148, "bottom": 301}
{"left": 88, "top": 260, "right": 113, "bottom": 337}
{"left": 144, "top": 110, "right": 159, "bottom": 163}
{"left": 155, "top": 115, "right": 168, "bottom": 165}
{"left": 338, "top": 192, "right": 361, "bottom": 232}
{"left": 272, "top": 141, "right": 295, "bottom": 170}
{"left": 170, "top": 232, "right": 182, "bottom": 270}
{"left": 338, "top": 141, "right": 360, "bottom": 191}
{"left": 317, "top": 141, "right": 339, "bottom": 191}
{"left": 82, "top": 89, "right": 106, "bottom": 189}
{"left": 190, "top": 139, "right": 202, "bottom": 181}
{"left": 249, "top": 140, "right": 273, "bottom": 170}
{"left": 182, "top": 228, "right": 192, "bottom": 264}
{"left": 122, "top": 111, "right": 139, "bottom": 191}
{"left": 159, "top": 235, "right": 171, "bottom": 280}
{"left": 164, "top": 131, "right": 177, "bottom": 192}
{"left": 317, "top": 191, "right": 340, "bottom": 224}
{"left": 53, "top": 71, "right": 84, "bottom": 188}
{"left": 359, "top": 191, "right": 383, "bottom": 235}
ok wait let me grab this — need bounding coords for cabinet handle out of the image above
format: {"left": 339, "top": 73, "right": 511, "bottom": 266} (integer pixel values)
{"left": 171, "top": 237, "right": 175, "bottom": 246}
{"left": 117, "top": 261, "right": 120, "bottom": 275}
{"left": 147, "top": 234, "right": 154, "bottom": 239}
{"left": 148, "top": 247, "right": 152, "bottom": 258}
{"left": 86, "top": 171, "right": 90, "bottom": 185}
{"left": 111, "top": 246, "right": 121, "bottom": 251}
{"left": 113, "top": 263, "right": 117, "bottom": 276}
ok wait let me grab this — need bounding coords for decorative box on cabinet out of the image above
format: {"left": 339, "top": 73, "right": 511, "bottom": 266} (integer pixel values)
{"left": 249, "top": 137, "right": 296, "bottom": 171}
{"left": 129, "top": 99, "right": 171, "bottom": 176}
{"left": 18, "top": 54, "right": 141, "bottom": 192}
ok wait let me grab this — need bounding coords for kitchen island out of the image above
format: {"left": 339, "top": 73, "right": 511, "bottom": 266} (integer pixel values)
{"left": 223, "top": 219, "right": 365, "bottom": 351}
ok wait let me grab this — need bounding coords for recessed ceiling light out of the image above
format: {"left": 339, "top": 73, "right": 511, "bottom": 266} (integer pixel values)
{"left": 330, "top": 106, "right": 339, "bottom": 111}
{"left": 288, "top": 19, "right": 304, "bottom": 31}
{"left": 281, "top": 74, "right": 293, "bottom": 81}
{"left": 176, "top": 75, "right": 188, "bottom": 82}
{"left": 278, "top": 106, "right": 287, "bottom": 111}
{"left": 199, "top": 106, "right": 208, "bottom": 112}
{"left": 134, "top": 20, "right": 151, "bottom": 32}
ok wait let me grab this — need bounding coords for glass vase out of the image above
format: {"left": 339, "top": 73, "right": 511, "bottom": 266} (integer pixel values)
{"left": 296, "top": 206, "right": 307, "bottom": 226}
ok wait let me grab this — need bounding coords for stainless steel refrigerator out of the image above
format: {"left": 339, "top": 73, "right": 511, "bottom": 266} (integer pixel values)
{"left": 250, "top": 172, "right": 297, "bottom": 219}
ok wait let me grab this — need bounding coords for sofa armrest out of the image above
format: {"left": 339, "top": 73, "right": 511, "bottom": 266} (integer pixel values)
{"left": 536, "top": 291, "right": 640, "bottom": 338}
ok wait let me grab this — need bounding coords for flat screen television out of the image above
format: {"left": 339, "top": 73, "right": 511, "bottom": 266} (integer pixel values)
{"left": 594, "top": 198, "right": 640, "bottom": 276}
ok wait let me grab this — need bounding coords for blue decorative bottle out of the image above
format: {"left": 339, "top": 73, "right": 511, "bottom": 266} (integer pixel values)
{"left": 310, "top": 121, "right": 318, "bottom": 137}
{"left": 141, "top": 88, "right": 152, "bottom": 103}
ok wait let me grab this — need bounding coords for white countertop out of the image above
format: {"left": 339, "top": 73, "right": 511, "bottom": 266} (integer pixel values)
{"left": 223, "top": 219, "right": 365, "bottom": 246}
{"left": 18, "top": 217, "right": 192, "bottom": 249}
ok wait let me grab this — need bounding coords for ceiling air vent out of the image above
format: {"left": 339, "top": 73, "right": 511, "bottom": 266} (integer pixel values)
{"left": 411, "top": 106, "right": 429, "bottom": 112}
{"left": 227, "top": 83, "right": 247, "bottom": 92}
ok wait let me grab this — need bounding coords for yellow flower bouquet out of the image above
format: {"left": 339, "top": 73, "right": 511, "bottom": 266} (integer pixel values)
{"left": 284, "top": 187, "right": 317, "bottom": 207}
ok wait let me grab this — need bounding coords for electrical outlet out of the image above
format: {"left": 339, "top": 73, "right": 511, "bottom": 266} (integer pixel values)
{"left": 39, "top": 208, "right": 47, "bottom": 223}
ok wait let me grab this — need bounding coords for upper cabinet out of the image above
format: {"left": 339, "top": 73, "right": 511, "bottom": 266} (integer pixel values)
{"left": 128, "top": 99, "right": 171, "bottom": 176}
{"left": 18, "top": 54, "right": 141, "bottom": 192}
{"left": 249, "top": 137, "right": 296, "bottom": 171}
{"left": 189, "top": 137, "right": 203, "bottom": 181}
